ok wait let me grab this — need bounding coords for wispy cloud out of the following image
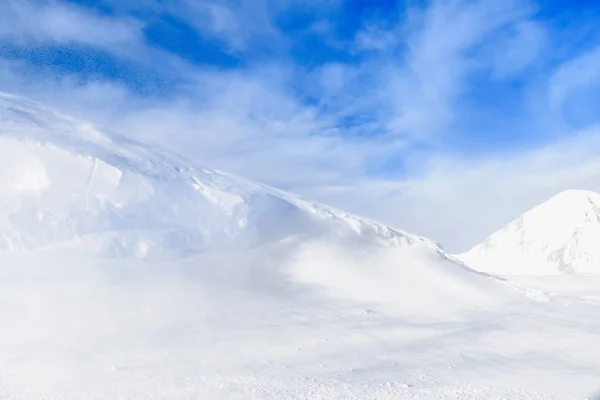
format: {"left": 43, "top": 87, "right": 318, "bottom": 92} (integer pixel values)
{"left": 549, "top": 45, "right": 600, "bottom": 124}
{"left": 0, "top": 0, "right": 143, "bottom": 51}
{"left": 489, "top": 20, "right": 546, "bottom": 78}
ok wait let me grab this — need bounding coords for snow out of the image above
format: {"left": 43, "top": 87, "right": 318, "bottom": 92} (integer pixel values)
{"left": 1, "top": 92, "right": 600, "bottom": 399}
{"left": 458, "top": 189, "right": 600, "bottom": 275}
{"left": 0, "top": 92, "right": 439, "bottom": 257}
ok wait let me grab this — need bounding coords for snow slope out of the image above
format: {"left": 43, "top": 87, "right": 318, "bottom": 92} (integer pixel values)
{"left": 0, "top": 91, "right": 511, "bottom": 311}
{"left": 2, "top": 93, "right": 600, "bottom": 399}
{"left": 0, "top": 92, "right": 435, "bottom": 257}
{"left": 458, "top": 189, "right": 600, "bottom": 275}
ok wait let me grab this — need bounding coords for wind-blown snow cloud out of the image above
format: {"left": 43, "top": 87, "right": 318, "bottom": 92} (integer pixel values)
{"left": 1, "top": 0, "right": 599, "bottom": 251}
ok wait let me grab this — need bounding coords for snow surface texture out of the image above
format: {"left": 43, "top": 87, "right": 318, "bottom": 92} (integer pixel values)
{"left": 458, "top": 189, "right": 600, "bottom": 275}
{"left": 1, "top": 92, "right": 600, "bottom": 399}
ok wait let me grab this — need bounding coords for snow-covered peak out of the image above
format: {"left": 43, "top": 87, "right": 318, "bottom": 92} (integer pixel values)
{"left": 0, "top": 92, "right": 437, "bottom": 259}
{"left": 534, "top": 189, "right": 600, "bottom": 216}
{"left": 457, "top": 189, "right": 600, "bottom": 275}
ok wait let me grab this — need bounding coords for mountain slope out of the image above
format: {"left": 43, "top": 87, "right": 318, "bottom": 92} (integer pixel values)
{"left": 0, "top": 92, "right": 513, "bottom": 310}
{"left": 457, "top": 189, "right": 600, "bottom": 275}
{"left": 0, "top": 92, "right": 435, "bottom": 258}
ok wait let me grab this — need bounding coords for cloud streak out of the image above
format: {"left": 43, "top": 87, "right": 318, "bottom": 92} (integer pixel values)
{"left": 0, "top": 0, "right": 144, "bottom": 51}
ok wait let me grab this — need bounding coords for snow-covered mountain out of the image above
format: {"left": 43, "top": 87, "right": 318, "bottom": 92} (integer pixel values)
{"left": 458, "top": 189, "right": 600, "bottom": 275}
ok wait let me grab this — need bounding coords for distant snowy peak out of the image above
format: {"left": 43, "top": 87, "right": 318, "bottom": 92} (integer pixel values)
{"left": 458, "top": 189, "right": 600, "bottom": 275}
{"left": 0, "top": 92, "right": 438, "bottom": 259}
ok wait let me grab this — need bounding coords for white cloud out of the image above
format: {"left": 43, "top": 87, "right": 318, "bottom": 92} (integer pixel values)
{"left": 0, "top": 0, "right": 144, "bottom": 52}
{"left": 549, "top": 45, "right": 600, "bottom": 111}
{"left": 164, "top": 0, "right": 339, "bottom": 55}
{"left": 346, "top": 0, "right": 542, "bottom": 142}
{"left": 490, "top": 20, "right": 546, "bottom": 77}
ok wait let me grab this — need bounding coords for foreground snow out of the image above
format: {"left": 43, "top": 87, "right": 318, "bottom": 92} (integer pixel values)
{"left": 2, "top": 249, "right": 600, "bottom": 399}
{"left": 0, "top": 93, "right": 599, "bottom": 399}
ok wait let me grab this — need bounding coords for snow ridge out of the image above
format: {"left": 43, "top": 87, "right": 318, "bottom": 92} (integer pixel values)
{"left": 0, "top": 92, "right": 437, "bottom": 259}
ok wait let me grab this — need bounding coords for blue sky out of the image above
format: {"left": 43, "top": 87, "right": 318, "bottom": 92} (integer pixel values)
{"left": 1, "top": 0, "right": 600, "bottom": 251}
